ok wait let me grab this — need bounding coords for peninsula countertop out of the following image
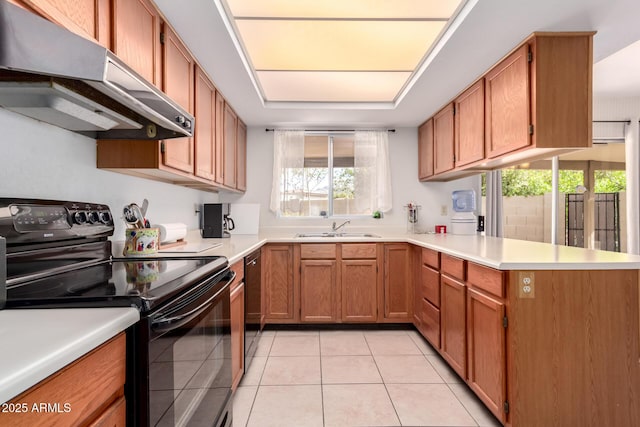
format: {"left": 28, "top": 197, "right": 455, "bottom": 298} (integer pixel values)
{"left": 112, "top": 228, "right": 640, "bottom": 270}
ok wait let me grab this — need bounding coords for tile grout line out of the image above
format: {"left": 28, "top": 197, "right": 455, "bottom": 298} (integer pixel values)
{"left": 244, "top": 332, "right": 275, "bottom": 427}
{"left": 365, "top": 331, "right": 403, "bottom": 426}
{"left": 318, "top": 331, "right": 326, "bottom": 427}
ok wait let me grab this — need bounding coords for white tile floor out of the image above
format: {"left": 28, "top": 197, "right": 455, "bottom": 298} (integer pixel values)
{"left": 233, "top": 329, "right": 502, "bottom": 427}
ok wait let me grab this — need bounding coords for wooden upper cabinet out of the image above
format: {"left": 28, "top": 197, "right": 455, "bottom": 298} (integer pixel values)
{"left": 418, "top": 119, "right": 434, "bottom": 180}
{"left": 112, "top": 0, "right": 161, "bottom": 87}
{"left": 237, "top": 120, "right": 247, "bottom": 192}
{"left": 223, "top": 103, "right": 238, "bottom": 188}
{"left": 22, "top": 0, "right": 111, "bottom": 47}
{"left": 194, "top": 66, "right": 216, "bottom": 181}
{"left": 454, "top": 79, "right": 485, "bottom": 167}
{"left": 433, "top": 103, "right": 455, "bottom": 175}
{"left": 161, "top": 24, "right": 195, "bottom": 173}
{"left": 214, "top": 91, "right": 225, "bottom": 185}
{"left": 485, "top": 44, "right": 531, "bottom": 158}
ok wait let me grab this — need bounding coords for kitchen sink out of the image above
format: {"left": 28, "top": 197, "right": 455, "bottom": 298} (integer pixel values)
{"left": 295, "top": 232, "right": 381, "bottom": 238}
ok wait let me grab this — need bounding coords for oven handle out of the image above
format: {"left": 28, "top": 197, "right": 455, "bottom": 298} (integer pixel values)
{"left": 152, "top": 271, "right": 235, "bottom": 332}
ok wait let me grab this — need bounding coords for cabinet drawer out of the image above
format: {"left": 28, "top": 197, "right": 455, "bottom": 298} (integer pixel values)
{"left": 441, "top": 254, "right": 466, "bottom": 280}
{"left": 421, "top": 248, "right": 440, "bottom": 269}
{"left": 1, "top": 333, "right": 126, "bottom": 427}
{"left": 421, "top": 265, "right": 440, "bottom": 307}
{"left": 467, "top": 262, "right": 505, "bottom": 298}
{"left": 342, "top": 243, "right": 376, "bottom": 259}
{"left": 300, "top": 244, "right": 337, "bottom": 259}
{"left": 420, "top": 298, "right": 440, "bottom": 349}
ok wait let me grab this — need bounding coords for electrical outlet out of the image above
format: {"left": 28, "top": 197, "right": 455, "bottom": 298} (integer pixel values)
{"left": 440, "top": 205, "right": 447, "bottom": 216}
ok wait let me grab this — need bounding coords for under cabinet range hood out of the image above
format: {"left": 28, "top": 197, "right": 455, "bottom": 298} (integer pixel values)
{"left": 0, "top": 0, "right": 194, "bottom": 140}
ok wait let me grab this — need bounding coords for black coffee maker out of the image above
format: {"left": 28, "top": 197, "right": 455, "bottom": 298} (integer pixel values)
{"left": 201, "top": 203, "right": 235, "bottom": 238}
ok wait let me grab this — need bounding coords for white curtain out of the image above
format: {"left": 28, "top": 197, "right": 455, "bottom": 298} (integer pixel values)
{"left": 270, "top": 130, "right": 305, "bottom": 213}
{"left": 485, "top": 170, "right": 503, "bottom": 237}
{"left": 354, "top": 131, "right": 392, "bottom": 213}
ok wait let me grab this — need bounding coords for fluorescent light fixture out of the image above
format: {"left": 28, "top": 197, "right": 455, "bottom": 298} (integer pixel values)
{"left": 219, "top": 0, "right": 468, "bottom": 104}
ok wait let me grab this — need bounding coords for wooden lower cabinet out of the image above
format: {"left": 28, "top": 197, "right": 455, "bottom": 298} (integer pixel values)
{"left": 300, "top": 260, "right": 338, "bottom": 322}
{"left": 230, "top": 261, "right": 245, "bottom": 391}
{"left": 0, "top": 333, "right": 126, "bottom": 427}
{"left": 440, "top": 274, "right": 466, "bottom": 379}
{"left": 263, "top": 244, "right": 297, "bottom": 322}
{"left": 383, "top": 243, "right": 412, "bottom": 321}
{"left": 341, "top": 259, "right": 378, "bottom": 322}
{"left": 467, "top": 287, "right": 506, "bottom": 424}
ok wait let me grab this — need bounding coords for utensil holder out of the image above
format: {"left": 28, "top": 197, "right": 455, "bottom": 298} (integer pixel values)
{"left": 123, "top": 228, "right": 159, "bottom": 256}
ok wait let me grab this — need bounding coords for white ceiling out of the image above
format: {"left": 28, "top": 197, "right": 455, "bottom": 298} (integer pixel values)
{"left": 154, "top": 0, "right": 640, "bottom": 128}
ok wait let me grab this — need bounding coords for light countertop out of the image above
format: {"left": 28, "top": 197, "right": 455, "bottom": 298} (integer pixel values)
{"left": 113, "top": 228, "right": 640, "bottom": 270}
{"left": 0, "top": 307, "right": 139, "bottom": 404}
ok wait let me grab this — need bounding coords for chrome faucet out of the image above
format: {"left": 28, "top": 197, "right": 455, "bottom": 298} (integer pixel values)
{"left": 331, "top": 220, "right": 350, "bottom": 232}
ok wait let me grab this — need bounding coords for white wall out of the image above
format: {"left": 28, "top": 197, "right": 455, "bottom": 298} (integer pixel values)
{"left": 221, "top": 126, "right": 480, "bottom": 232}
{"left": 0, "top": 109, "right": 219, "bottom": 239}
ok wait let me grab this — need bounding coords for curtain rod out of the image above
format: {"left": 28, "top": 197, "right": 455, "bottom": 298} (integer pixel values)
{"left": 265, "top": 128, "right": 396, "bottom": 133}
{"left": 592, "top": 120, "right": 631, "bottom": 123}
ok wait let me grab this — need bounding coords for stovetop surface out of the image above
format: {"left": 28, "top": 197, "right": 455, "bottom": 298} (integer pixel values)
{"left": 6, "top": 256, "right": 228, "bottom": 313}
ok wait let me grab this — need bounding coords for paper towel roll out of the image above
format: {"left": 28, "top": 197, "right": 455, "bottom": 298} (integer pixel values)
{"left": 153, "top": 223, "right": 187, "bottom": 243}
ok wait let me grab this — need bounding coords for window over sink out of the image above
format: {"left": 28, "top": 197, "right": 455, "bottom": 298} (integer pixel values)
{"left": 270, "top": 130, "right": 392, "bottom": 217}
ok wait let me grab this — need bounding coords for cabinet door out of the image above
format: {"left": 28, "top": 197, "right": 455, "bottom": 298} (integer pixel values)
{"left": 440, "top": 274, "right": 466, "bottom": 378}
{"left": 237, "top": 120, "right": 247, "bottom": 191}
{"left": 214, "top": 91, "right": 225, "bottom": 184}
{"left": 485, "top": 44, "right": 531, "bottom": 158}
{"left": 421, "top": 264, "right": 440, "bottom": 307}
{"left": 223, "top": 103, "right": 237, "bottom": 188}
{"left": 455, "top": 79, "right": 485, "bottom": 167}
{"left": 383, "top": 243, "right": 412, "bottom": 320}
{"left": 230, "top": 281, "right": 245, "bottom": 391}
{"left": 161, "top": 24, "right": 195, "bottom": 173}
{"left": 418, "top": 119, "right": 434, "bottom": 180}
{"left": 342, "top": 260, "right": 378, "bottom": 322}
{"left": 433, "top": 103, "right": 455, "bottom": 174}
{"left": 113, "top": 0, "right": 161, "bottom": 86}
{"left": 194, "top": 66, "right": 216, "bottom": 180}
{"left": 23, "top": 0, "right": 110, "bottom": 47}
{"left": 467, "top": 288, "right": 506, "bottom": 423}
{"left": 264, "top": 245, "right": 296, "bottom": 321}
{"left": 300, "top": 260, "right": 337, "bottom": 322}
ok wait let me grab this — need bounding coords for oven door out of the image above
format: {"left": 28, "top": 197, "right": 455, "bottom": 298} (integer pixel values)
{"left": 133, "top": 268, "right": 234, "bottom": 427}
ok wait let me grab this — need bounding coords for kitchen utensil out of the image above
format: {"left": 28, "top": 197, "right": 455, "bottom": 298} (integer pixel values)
{"left": 141, "top": 198, "right": 149, "bottom": 217}
{"left": 123, "top": 203, "right": 145, "bottom": 229}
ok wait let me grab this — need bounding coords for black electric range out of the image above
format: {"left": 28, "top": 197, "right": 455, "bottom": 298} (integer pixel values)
{"left": 0, "top": 198, "right": 234, "bottom": 426}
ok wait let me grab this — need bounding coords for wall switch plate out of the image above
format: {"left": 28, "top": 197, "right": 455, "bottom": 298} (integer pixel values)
{"left": 440, "top": 205, "right": 447, "bottom": 216}
{"left": 517, "top": 272, "right": 535, "bottom": 298}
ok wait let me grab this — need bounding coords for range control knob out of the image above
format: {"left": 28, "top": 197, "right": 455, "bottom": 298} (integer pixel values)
{"left": 175, "top": 115, "right": 186, "bottom": 124}
{"left": 73, "top": 211, "right": 87, "bottom": 224}
{"left": 87, "top": 211, "right": 99, "bottom": 224}
{"left": 183, "top": 119, "right": 192, "bottom": 129}
{"left": 98, "top": 211, "right": 112, "bottom": 224}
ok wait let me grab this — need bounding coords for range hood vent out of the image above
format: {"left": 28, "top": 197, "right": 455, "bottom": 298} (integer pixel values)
{"left": 0, "top": 0, "right": 194, "bottom": 140}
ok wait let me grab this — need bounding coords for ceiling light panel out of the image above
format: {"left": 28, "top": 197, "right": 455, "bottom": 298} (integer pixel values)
{"left": 222, "top": 0, "right": 465, "bottom": 103}
{"left": 236, "top": 20, "right": 446, "bottom": 71}
{"left": 257, "top": 71, "right": 411, "bottom": 102}
{"left": 226, "top": 0, "right": 461, "bottom": 19}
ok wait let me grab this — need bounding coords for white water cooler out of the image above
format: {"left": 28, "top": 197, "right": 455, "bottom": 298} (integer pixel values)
{"left": 451, "top": 190, "right": 477, "bottom": 235}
